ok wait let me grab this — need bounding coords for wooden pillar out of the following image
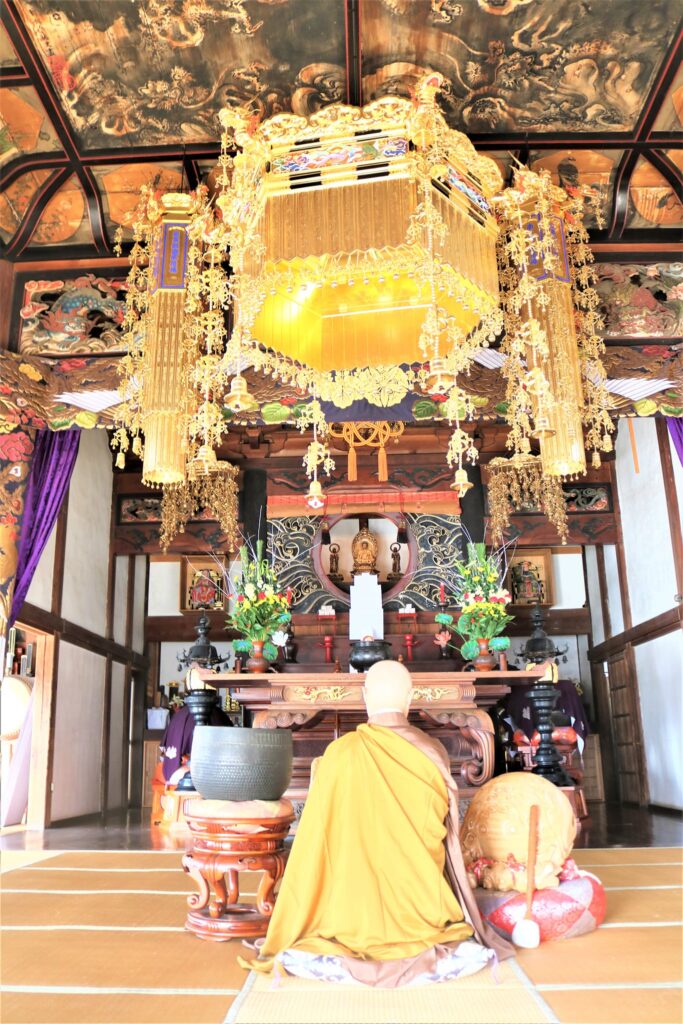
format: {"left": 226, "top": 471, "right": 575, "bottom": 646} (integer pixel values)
{"left": 0, "top": 427, "right": 35, "bottom": 651}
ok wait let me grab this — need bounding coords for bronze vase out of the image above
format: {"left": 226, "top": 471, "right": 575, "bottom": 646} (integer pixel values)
{"left": 246, "top": 639, "right": 269, "bottom": 673}
{"left": 473, "top": 638, "right": 496, "bottom": 672}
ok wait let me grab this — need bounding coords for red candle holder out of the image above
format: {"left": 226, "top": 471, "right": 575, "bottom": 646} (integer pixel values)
{"left": 403, "top": 633, "right": 421, "bottom": 662}
{"left": 318, "top": 635, "right": 335, "bottom": 664}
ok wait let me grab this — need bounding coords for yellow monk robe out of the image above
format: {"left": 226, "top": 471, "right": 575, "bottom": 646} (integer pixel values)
{"left": 247, "top": 723, "right": 473, "bottom": 973}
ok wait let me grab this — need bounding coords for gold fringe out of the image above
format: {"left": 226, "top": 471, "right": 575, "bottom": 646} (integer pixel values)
{"left": 348, "top": 445, "right": 357, "bottom": 482}
{"left": 378, "top": 445, "right": 388, "bottom": 482}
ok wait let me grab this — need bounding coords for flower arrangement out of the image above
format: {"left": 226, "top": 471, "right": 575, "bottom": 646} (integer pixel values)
{"left": 227, "top": 541, "right": 291, "bottom": 643}
{"left": 454, "top": 596, "right": 513, "bottom": 645}
{"left": 437, "top": 540, "right": 514, "bottom": 658}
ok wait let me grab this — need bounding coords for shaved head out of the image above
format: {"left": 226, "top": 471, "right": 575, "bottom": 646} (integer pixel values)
{"left": 363, "top": 660, "right": 413, "bottom": 717}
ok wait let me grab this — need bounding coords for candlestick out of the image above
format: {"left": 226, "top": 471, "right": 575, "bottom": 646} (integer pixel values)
{"left": 286, "top": 586, "right": 293, "bottom": 606}
{"left": 439, "top": 582, "right": 446, "bottom": 605}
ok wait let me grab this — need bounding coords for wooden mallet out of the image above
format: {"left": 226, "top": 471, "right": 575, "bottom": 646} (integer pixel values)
{"left": 512, "top": 804, "right": 541, "bottom": 948}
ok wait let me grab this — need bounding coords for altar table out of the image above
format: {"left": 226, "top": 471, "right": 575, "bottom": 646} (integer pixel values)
{"left": 198, "top": 669, "right": 543, "bottom": 798}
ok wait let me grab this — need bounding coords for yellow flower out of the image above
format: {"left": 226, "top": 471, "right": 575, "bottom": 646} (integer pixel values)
{"left": 75, "top": 410, "right": 98, "bottom": 429}
{"left": 19, "top": 362, "right": 44, "bottom": 382}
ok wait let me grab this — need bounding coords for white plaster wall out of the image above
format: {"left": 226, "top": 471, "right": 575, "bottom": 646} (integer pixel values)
{"left": 51, "top": 642, "right": 105, "bottom": 821}
{"left": 511, "top": 634, "right": 589, "bottom": 695}
{"left": 107, "top": 662, "right": 126, "bottom": 810}
{"left": 158, "top": 640, "right": 234, "bottom": 694}
{"left": 61, "top": 430, "right": 113, "bottom": 637}
{"left": 550, "top": 551, "right": 585, "bottom": 608}
{"left": 584, "top": 546, "right": 605, "bottom": 646}
{"left": 147, "top": 560, "right": 182, "bottom": 616}
{"left": 670, "top": 431, "right": 683, "bottom": 512}
{"left": 615, "top": 418, "right": 677, "bottom": 626}
{"left": 635, "top": 631, "right": 683, "bottom": 810}
{"left": 24, "top": 520, "right": 57, "bottom": 611}
{"left": 112, "top": 556, "right": 129, "bottom": 645}
{"left": 603, "top": 544, "right": 624, "bottom": 637}
{"left": 132, "top": 556, "right": 147, "bottom": 654}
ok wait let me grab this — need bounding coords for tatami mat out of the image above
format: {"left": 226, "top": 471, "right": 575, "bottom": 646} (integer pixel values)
{"left": 518, "top": 926, "right": 683, "bottom": 986}
{"left": 0, "top": 992, "right": 237, "bottom": 1024}
{"left": 226, "top": 963, "right": 556, "bottom": 1024}
{"left": 1, "top": 847, "right": 682, "bottom": 1024}
{"left": 573, "top": 848, "right": 683, "bottom": 865}
{"left": 541, "top": 988, "right": 683, "bottom": 1024}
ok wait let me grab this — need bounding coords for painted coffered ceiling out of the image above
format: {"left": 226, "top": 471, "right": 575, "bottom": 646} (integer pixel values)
{"left": 0, "top": 0, "right": 680, "bottom": 258}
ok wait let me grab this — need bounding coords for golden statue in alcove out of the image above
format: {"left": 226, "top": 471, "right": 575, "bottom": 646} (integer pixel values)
{"left": 351, "top": 526, "right": 378, "bottom": 576}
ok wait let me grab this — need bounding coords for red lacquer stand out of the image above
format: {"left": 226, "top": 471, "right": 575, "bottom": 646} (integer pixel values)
{"left": 182, "top": 799, "right": 294, "bottom": 941}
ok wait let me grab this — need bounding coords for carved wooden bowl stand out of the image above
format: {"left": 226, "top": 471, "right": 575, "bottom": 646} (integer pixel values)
{"left": 182, "top": 801, "right": 294, "bottom": 941}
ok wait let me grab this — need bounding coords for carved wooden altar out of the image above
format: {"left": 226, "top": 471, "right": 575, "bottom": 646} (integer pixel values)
{"left": 200, "top": 669, "right": 543, "bottom": 797}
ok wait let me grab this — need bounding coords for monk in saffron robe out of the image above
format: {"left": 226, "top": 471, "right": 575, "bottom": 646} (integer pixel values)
{"left": 244, "top": 661, "right": 513, "bottom": 986}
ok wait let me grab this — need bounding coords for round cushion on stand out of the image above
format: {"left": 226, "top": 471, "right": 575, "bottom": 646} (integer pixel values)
{"left": 473, "top": 870, "right": 606, "bottom": 943}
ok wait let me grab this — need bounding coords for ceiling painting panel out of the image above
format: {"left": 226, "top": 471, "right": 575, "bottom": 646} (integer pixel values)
{"left": 0, "top": 167, "right": 51, "bottom": 241}
{"left": 15, "top": 272, "right": 127, "bottom": 356}
{"left": 595, "top": 262, "right": 683, "bottom": 339}
{"left": 15, "top": 0, "right": 347, "bottom": 150}
{"left": 0, "top": 86, "right": 62, "bottom": 165}
{"left": 529, "top": 149, "right": 621, "bottom": 228}
{"left": 360, "top": 0, "right": 680, "bottom": 133}
{"left": 0, "top": 22, "right": 20, "bottom": 66}
{"left": 652, "top": 63, "right": 683, "bottom": 132}
{"left": 92, "top": 162, "right": 184, "bottom": 240}
{"left": 626, "top": 153, "right": 683, "bottom": 229}
{"left": 28, "top": 173, "right": 92, "bottom": 247}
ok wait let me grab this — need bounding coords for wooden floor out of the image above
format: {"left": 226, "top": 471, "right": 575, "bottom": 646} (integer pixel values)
{"left": 1, "top": 802, "right": 682, "bottom": 852}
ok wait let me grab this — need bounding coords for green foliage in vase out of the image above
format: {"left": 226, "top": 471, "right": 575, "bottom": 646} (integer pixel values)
{"left": 227, "top": 540, "right": 291, "bottom": 643}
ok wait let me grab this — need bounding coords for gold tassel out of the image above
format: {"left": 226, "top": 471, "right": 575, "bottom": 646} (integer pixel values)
{"left": 348, "top": 444, "right": 357, "bottom": 482}
{"left": 378, "top": 445, "right": 388, "bottom": 482}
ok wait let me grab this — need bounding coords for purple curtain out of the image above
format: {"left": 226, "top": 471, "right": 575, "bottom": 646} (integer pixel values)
{"left": 9, "top": 428, "right": 81, "bottom": 626}
{"left": 667, "top": 418, "right": 683, "bottom": 469}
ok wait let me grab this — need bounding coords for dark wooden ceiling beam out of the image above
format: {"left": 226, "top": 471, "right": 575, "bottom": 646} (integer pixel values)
{"left": 647, "top": 149, "right": 683, "bottom": 201}
{"left": 182, "top": 155, "right": 201, "bottom": 191}
{"left": 344, "top": 0, "right": 362, "bottom": 106}
{"left": 0, "top": 66, "right": 30, "bottom": 86}
{"left": 0, "top": 153, "right": 69, "bottom": 192}
{"left": 607, "top": 149, "right": 639, "bottom": 240}
{"left": 4, "top": 165, "right": 71, "bottom": 258}
{"left": 2, "top": 1, "right": 112, "bottom": 255}
{"left": 80, "top": 165, "right": 112, "bottom": 256}
{"left": 635, "top": 23, "right": 683, "bottom": 140}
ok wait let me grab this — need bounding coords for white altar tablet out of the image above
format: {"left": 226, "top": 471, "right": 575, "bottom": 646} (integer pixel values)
{"left": 349, "top": 574, "right": 384, "bottom": 641}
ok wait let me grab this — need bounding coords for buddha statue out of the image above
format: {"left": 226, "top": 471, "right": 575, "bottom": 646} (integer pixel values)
{"left": 351, "top": 525, "right": 378, "bottom": 576}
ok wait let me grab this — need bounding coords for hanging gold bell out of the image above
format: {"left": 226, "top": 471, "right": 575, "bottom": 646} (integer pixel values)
{"left": 224, "top": 375, "right": 258, "bottom": 413}
{"left": 450, "top": 467, "right": 473, "bottom": 497}
{"left": 187, "top": 444, "right": 219, "bottom": 479}
{"left": 305, "top": 479, "right": 325, "bottom": 510}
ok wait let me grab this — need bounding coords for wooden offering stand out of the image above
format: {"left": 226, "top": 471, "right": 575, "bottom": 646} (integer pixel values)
{"left": 197, "top": 668, "right": 544, "bottom": 798}
{"left": 183, "top": 799, "right": 295, "bottom": 941}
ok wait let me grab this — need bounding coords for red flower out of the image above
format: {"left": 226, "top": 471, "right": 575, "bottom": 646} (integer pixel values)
{"left": 641, "top": 345, "right": 673, "bottom": 359}
{"left": 258, "top": 591, "right": 266, "bottom": 600}
{"left": 431, "top": 393, "right": 449, "bottom": 403}
{"left": 55, "top": 358, "right": 87, "bottom": 373}
{"left": 236, "top": 594, "right": 244, "bottom": 603}
{"left": 0, "top": 432, "right": 33, "bottom": 463}
{"left": 0, "top": 512, "right": 17, "bottom": 526}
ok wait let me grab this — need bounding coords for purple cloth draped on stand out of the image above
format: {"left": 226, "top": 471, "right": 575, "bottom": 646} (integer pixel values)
{"left": 160, "top": 704, "right": 232, "bottom": 781}
{"left": 9, "top": 428, "right": 80, "bottom": 626}
{"left": 503, "top": 678, "right": 590, "bottom": 751}
{"left": 667, "top": 418, "right": 683, "bottom": 469}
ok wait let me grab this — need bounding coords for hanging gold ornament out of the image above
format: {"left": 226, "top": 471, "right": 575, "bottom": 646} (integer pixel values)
{"left": 159, "top": 462, "right": 239, "bottom": 553}
{"left": 487, "top": 454, "right": 569, "bottom": 546}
